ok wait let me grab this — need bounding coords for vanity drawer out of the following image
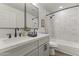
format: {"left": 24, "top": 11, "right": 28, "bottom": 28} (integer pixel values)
{"left": 0, "top": 40, "right": 38, "bottom": 56}
{"left": 39, "top": 36, "right": 49, "bottom": 46}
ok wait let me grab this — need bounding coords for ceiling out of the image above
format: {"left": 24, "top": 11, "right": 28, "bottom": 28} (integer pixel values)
{"left": 38, "top": 3, "right": 79, "bottom": 13}
{"left": 26, "top": 3, "right": 38, "bottom": 16}
{"left": 5, "top": 3, "right": 25, "bottom": 11}
{"left": 5, "top": 3, "right": 38, "bottom": 16}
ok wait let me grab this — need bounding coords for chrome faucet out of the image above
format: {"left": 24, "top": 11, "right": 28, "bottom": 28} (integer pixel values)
{"left": 6, "top": 33, "right": 11, "bottom": 38}
{"left": 14, "top": 28, "right": 19, "bottom": 37}
{"left": 27, "top": 28, "right": 38, "bottom": 37}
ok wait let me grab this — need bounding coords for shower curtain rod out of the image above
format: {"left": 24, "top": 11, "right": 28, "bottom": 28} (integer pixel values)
{"left": 46, "top": 5, "right": 79, "bottom": 16}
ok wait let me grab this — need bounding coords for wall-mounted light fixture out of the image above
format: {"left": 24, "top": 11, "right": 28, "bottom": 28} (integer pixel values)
{"left": 59, "top": 6, "right": 63, "bottom": 9}
{"left": 32, "top": 3, "right": 38, "bottom": 7}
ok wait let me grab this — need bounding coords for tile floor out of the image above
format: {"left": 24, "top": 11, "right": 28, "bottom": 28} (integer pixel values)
{"left": 50, "top": 50, "right": 71, "bottom": 56}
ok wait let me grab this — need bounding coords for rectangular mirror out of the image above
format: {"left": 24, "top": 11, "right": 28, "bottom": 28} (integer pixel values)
{"left": 0, "top": 3, "right": 39, "bottom": 29}
{"left": 26, "top": 3, "right": 39, "bottom": 29}
{"left": 0, "top": 3, "right": 24, "bottom": 28}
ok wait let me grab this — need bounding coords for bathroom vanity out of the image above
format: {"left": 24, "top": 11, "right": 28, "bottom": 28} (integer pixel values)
{"left": 0, "top": 33, "right": 49, "bottom": 56}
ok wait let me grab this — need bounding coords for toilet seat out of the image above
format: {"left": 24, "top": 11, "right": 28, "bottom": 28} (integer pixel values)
{"left": 49, "top": 41, "right": 58, "bottom": 55}
{"left": 49, "top": 42, "right": 58, "bottom": 48}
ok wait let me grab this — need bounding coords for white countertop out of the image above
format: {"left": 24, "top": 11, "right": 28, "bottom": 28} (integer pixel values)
{"left": 0, "top": 33, "right": 49, "bottom": 53}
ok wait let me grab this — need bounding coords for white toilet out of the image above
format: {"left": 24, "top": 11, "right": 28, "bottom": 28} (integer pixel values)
{"left": 49, "top": 40, "right": 58, "bottom": 56}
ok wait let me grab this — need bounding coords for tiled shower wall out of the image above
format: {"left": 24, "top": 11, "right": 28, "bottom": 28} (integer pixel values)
{"left": 50, "top": 6, "right": 79, "bottom": 43}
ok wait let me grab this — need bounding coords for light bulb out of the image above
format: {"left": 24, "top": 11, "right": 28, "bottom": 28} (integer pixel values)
{"left": 59, "top": 6, "right": 63, "bottom": 9}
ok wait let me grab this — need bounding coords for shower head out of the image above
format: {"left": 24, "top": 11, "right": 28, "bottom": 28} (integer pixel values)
{"left": 50, "top": 16, "right": 52, "bottom": 19}
{"left": 49, "top": 15, "right": 55, "bottom": 19}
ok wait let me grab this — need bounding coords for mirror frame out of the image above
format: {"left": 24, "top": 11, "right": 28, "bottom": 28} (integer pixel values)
{"left": 25, "top": 3, "right": 39, "bottom": 30}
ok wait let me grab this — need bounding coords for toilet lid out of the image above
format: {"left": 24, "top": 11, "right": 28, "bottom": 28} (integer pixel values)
{"left": 49, "top": 42, "right": 58, "bottom": 47}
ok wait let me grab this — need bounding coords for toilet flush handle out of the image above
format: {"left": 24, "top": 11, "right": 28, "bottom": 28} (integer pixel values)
{"left": 44, "top": 44, "right": 48, "bottom": 51}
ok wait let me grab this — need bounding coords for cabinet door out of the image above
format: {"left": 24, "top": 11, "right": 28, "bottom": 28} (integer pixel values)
{"left": 0, "top": 40, "right": 38, "bottom": 56}
{"left": 39, "top": 36, "right": 49, "bottom": 46}
{"left": 25, "top": 49, "right": 38, "bottom": 56}
{"left": 39, "top": 42, "right": 49, "bottom": 56}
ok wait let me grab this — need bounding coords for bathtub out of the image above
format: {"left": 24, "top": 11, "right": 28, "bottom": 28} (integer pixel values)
{"left": 50, "top": 40, "right": 79, "bottom": 56}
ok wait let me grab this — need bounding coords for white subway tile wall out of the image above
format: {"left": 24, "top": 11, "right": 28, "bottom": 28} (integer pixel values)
{"left": 53, "top": 7, "right": 79, "bottom": 43}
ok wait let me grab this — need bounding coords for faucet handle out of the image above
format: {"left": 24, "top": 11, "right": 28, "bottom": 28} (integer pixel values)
{"left": 19, "top": 33, "right": 22, "bottom": 37}
{"left": 6, "top": 34, "right": 11, "bottom": 38}
{"left": 16, "top": 28, "right": 19, "bottom": 31}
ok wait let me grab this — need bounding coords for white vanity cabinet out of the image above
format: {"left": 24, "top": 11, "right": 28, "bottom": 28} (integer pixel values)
{"left": 38, "top": 36, "right": 49, "bottom": 56}
{"left": 0, "top": 40, "right": 38, "bottom": 56}
{"left": 25, "top": 49, "right": 38, "bottom": 56}
{"left": 0, "top": 34, "right": 49, "bottom": 56}
{"left": 26, "top": 36, "right": 49, "bottom": 56}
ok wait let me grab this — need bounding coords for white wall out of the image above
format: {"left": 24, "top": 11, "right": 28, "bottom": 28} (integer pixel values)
{"left": 46, "top": 15, "right": 56, "bottom": 39}
{"left": 37, "top": 4, "right": 56, "bottom": 40}
{"left": 37, "top": 4, "right": 49, "bottom": 33}
{"left": 51, "top": 7, "right": 79, "bottom": 43}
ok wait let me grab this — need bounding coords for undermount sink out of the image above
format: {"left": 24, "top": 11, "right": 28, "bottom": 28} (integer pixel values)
{"left": 2, "top": 36, "right": 31, "bottom": 42}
